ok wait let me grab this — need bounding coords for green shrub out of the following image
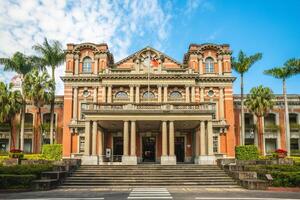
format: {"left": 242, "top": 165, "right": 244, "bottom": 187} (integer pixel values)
{"left": 271, "top": 172, "right": 300, "bottom": 187}
{"left": 0, "top": 164, "right": 53, "bottom": 177}
{"left": 42, "top": 144, "right": 62, "bottom": 161}
{"left": 235, "top": 145, "right": 259, "bottom": 160}
{"left": 0, "top": 174, "right": 36, "bottom": 189}
{"left": 24, "top": 154, "right": 44, "bottom": 160}
{"left": 290, "top": 156, "right": 300, "bottom": 164}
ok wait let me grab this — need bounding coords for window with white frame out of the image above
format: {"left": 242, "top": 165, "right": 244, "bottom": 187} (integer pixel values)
{"left": 82, "top": 57, "right": 92, "bottom": 73}
{"left": 143, "top": 91, "right": 155, "bottom": 99}
{"left": 169, "top": 91, "right": 182, "bottom": 99}
{"left": 115, "top": 91, "right": 129, "bottom": 99}
{"left": 205, "top": 57, "right": 214, "bottom": 73}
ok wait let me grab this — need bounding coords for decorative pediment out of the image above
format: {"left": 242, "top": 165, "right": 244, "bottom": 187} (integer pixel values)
{"left": 114, "top": 46, "right": 182, "bottom": 68}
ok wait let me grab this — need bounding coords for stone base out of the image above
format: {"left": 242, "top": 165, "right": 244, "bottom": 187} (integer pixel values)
{"left": 81, "top": 155, "right": 98, "bottom": 165}
{"left": 160, "top": 156, "right": 176, "bottom": 165}
{"left": 194, "top": 155, "right": 216, "bottom": 165}
{"left": 122, "top": 156, "right": 137, "bottom": 165}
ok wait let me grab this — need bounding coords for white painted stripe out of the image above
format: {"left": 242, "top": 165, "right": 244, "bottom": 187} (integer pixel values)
{"left": 131, "top": 192, "right": 169, "bottom": 194}
{"left": 15, "top": 198, "right": 104, "bottom": 200}
{"left": 128, "top": 197, "right": 172, "bottom": 199}
{"left": 195, "top": 198, "right": 298, "bottom": 200}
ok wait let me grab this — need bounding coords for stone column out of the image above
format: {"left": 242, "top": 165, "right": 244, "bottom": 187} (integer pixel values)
{"left": 107, "top": 85, "right": 112, "bottom": 103}
{"left": 94, "top": 54, "right": 99, "bottom": 74}
{"left": 93, "top": 87, "right": 97, "bottom": 103}
{"left": 92, "top": 121, "right": 97, "bottom": 156}
{"left": 102, "top": 85, "right": 106, "bottom": 103}
{"left": 169, "top": 121, "right": 175, "bottom": 156}
{"left": 199, "top": 56, "right": 203, "bottom": 75}
{"left": 218, "top": 55, "right": 223, "bottom": 75}
{"left": 200, "top": 87, "right": 204, "bottom": 102}
{"left": 158, "top": 85, "right": 162, "bottom": 103}
{"left": 207, "top": 120, "right": 213, "bottom": 155}
{"left": 123, "top": 121, "right": 129, "bottom": 156}
{"left": 130, "top": 85, "right": 134, "bottom": 103}
{"left": 135, "top": 85, "right": 140, "bottom": 103}
{"left": 195, "top": 128, "right": 200, "bottom": 157}
{"left": 191, "top": 86, "right": 195, "bottom": 102}
{"left": 162, "top": 121, "right": 167, "bottom": 156}
{"left": 130, "top": 121, "right": 136, "bottom": 156}
{"left": 219, "top": 87, "right": 224, "bottom": 120}
{"left": 200, "top": 121, "right": 206, "bottom": 156}
{"left": 73, "top": 87, "right": 78, "bottom": 120}
{"left": 185, "top": 85, "right": 190, "bottom": 103}
{"left": 84, "top": 120, "right": 91, "bottom": 156}
{"left": 98, "top": 128, "right": 103, "bottom": 156}
{"left": 74, "top": 54, "right": 79, "bottom": 75}
{"left": 163, "top": 85, "right": 168, "bottom": 102}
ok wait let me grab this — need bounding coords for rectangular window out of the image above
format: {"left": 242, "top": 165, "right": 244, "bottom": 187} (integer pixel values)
{"left": 213, "top": 136, "right": 218, "bottom": 153}
{"left": 79, "top": 136, "right": 85, "bottom": 153}
{"left": 81, "top": 103, "right": 87, "bottom": 119}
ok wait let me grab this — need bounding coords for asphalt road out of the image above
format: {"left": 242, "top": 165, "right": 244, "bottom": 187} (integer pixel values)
{"left": 0, "top": 187, "right": 299, "bottom": 200}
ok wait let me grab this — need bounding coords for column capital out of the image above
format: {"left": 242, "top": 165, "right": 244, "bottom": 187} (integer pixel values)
{"left": 130, "top": 120, "right": 136, "bottom": 122}
{"left": 162, "top": 84, "right": 168, "bottom": 87}
{"left": 129, "top": 84, "right": 135, "bottom": 88}
{"left": 74, "top": 54, "right": 80, "bottom": 60}
{"left": 217, "top": 55, "right": 223, "bottom": 60}
{"left": 73, "top": 86, "right": 79, "bottom": 89}
{"left": 134, "top": 84, "right": 140, "bottom": 87}
{"left": 157, "top": 84, "right": 163, "bottom": 87}
{"left": 185, "top": 84, "right": 191, "bottom": 87}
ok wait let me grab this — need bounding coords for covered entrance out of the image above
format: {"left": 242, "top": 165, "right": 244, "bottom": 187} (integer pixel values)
{"left": 142, "top": 137, "right": 156, "bottom": 162}
{"left": 113, "top": 137, "right": 123, "bottom": 162}
{"left": 175, "top": 137, "right": 185, "bottom": 162}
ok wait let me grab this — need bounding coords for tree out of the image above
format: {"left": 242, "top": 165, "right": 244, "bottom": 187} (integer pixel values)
{"left": 23, "top": 69, "right": 54, "bottom": 153}
{"left": 33, "top": 38, "right": 65, "bottom": 144}
{"left": 232, "top": 51, "right": 262, "bottom": 146}
{"left": 0, "top": 52, "right": 36, "bottom": 150}
{"left": 264, "top": 58, "right": 300, "bottom": 155}
{"left": 0, "top": 82, "right": 22, "bottom": 150}
{"left": 245, "top": 85, "right": 274, "bottom": 155}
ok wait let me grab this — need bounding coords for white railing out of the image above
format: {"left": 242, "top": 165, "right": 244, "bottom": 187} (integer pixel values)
{"left": 83, "top": 102, "right": 216, "bottom": 112}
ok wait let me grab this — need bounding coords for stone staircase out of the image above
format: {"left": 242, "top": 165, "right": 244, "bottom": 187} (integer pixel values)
{"left": 59, "top": 164, "right": 240, "bottom": 188}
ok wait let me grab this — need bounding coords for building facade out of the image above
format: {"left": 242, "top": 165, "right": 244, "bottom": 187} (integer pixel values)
{"left": 1, "top": 42, "right": 300, "bottom": 165}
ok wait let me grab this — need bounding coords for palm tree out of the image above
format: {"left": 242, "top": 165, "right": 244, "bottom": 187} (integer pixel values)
{"left": 264, "top": 58, "right": 300, "bottom": 155}
{"left": 33, "top": 38, "right": 65, "bottom": 144}
{"left": 232, "top": 51, "right": 262, "bottom": 146}
{"left": 23, "top": 69, "right": 54, "bottom": 153}
{"left": 0, "top": 52, "right": 36, "bottom": 150}
{"left": 0, "top": 82, "right": 22, "bottom": 150}
{"left": 245, "top": 85, "right": 274, "bottom": 155}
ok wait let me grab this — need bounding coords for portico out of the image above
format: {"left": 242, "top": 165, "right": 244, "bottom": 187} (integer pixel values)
{"left": 79, "top": 103, "right": 216, "bottom": 165}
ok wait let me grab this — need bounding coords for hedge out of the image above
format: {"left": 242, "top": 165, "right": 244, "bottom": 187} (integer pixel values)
{"left": 42, "top": 144, "right": 62, "bottom": 161}
{"left": 235, "top": 145, "right": 259, "bottom": 160}
{"left": 0, "top": 174, "right": 36, "bottom": 189}
{"left": 246, "top": 165, "right": 300, "bottom": 187}
{"left": 0, "top": 164, "right": 53, "bottom": 177}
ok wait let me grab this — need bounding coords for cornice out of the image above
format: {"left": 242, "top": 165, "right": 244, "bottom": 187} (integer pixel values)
{"left": 196, "top": 76, "right": 236, "bottom": 83}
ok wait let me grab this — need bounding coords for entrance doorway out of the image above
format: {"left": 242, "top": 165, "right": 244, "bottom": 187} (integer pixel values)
{"left": 142, "top": 137, "right": 156, "bottom": 162}
{"left": 113, "top": 137, "right": 123, "bottom": 162}
{"left": 175, "top": 137, "right": 185, "bottom": 162}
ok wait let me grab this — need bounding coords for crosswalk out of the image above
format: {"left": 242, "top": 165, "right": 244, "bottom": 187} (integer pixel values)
{"left": 127, "top": 187, "right": 173, "bottom": 199}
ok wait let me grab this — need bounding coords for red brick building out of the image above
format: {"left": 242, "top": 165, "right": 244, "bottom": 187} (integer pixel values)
{"left": 1, "top": 43, "right": 299, "bottom": 164}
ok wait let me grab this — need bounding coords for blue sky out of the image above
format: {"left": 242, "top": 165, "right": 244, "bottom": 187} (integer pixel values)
{"left": 0, "top": 0, "right": 299, "bottom": 95}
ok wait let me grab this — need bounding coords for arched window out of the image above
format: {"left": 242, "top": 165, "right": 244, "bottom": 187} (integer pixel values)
{"left": 205, "top": 57, "right": 214, "bottom": 73}
{"left": 115, "top": 91, "right": 128, "bottom": 99}
{"left": 82, "top": 57, "right": 92, "bottom": 73}
{"left": 170, "top": 91, "right": 182, "bottom": 99}
{"left": 143, "top": 91, "right": 155, "bottom": 99}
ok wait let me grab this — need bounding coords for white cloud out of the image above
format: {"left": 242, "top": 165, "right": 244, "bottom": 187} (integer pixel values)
{"left": 185, "top": 0, "right": 215, "bottom": 15}
{"left": 0, "top": 0, "right": 171, "bottom": 95}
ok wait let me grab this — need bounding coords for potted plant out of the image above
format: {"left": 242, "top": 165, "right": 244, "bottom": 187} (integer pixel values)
{"left": 275, "top": 149, "right": 287, "bottom": 159}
